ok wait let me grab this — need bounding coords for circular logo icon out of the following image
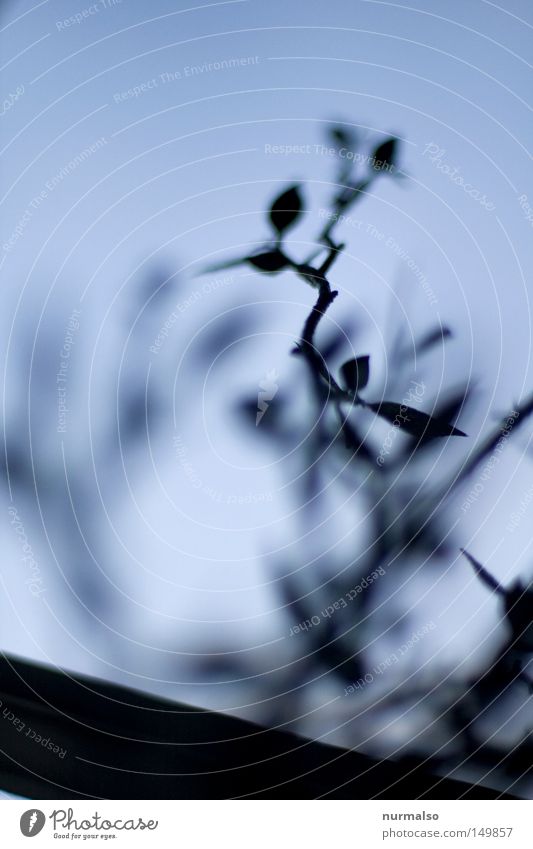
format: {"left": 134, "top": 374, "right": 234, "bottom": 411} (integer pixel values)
{"left": 20, "top": 810, "right": 46, "bottom": 837}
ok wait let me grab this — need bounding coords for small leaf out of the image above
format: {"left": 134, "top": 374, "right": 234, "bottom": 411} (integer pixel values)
{"left": 402, "top": 386, "right": 471, "bottom": 452}
{"left": 369, "top": 401, "right": 467, "bottom": 439}
{"left": 418, "top": 326, "right": 452, "bottom": 354}
{"left": 340, "top": 356, "right": 370, "bottom": 394}
{"left": 432, "top": 386, "right": 471, "bottom": 431}
{"left": 269, "top": 185, "right": 303, "bottom": 234}
{"left": 247, "top": 249, "right": 289, "bottom": 273}
{"left": 330, "top": 124, "right": 357, "bottom": 149}
{"left": 461, "top": 549, "right": 503, "bottom": 594}
{"left": 371, "top": 137, "right": 398, "bottom": 172}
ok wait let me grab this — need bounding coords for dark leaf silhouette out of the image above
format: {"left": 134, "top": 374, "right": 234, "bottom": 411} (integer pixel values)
{"left": 329, "top": 124, "right": 357, "bottom": 150}
{"left": 418, "top": 326, "right": 453, "bottom": 354}
{"left": 462, "top": 549, "right": 533, "bottom": 688}
{"left": 340, "top": 355, "right": 370, "bottom": 394}
{"left": 369, "top": 401, "right": 467, "bottom": 439}
{"left": 432, "top": 386, "right": 471, "bottom": 431}
{"left": 202, "top": 247, "right": 290, "bottom": 275}
{"left": 404, "top": 386, "right": 471, "bottom": 454}
{"left": 461, "top": 549, "right": 504, "bottom": 595}
{"left": 371, "top": 137, "right": 398, "bottom": 172}
{"left": 269, "top": 185, "right": 303, "bottom": 234}
{"left": 463, "top": 550, "right": 533, "bottom": 648}
{"left": 247, "top": 249, "right": 290, "bottom": 273}
{"left": 504, "top": 583, "right": 533, "bottom": 653}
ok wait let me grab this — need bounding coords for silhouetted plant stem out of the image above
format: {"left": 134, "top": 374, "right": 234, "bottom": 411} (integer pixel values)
{"left": 301, "top": 285, "right": 338, "bottom": 367}
{"left": 453, "top": 391, "right": 533, "bottom": 490}
{"left": 295, "top": 242, "right": 346, "bottom": 398}
{"left": 319, "top": 178, "right": 373, "bottom": 243}
{"left": 208, "top": 125, "right": 533, "bottom": 796}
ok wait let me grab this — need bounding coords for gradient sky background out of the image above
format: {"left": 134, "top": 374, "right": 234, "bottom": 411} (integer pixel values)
{"left": 1, "top": 0, "right": 533, "bottom": 763}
